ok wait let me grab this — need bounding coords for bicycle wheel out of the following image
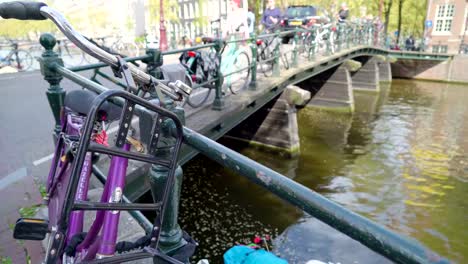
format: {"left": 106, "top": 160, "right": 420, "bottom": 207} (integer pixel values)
{"left": 281, "top": 52, "right": 290, "bottom": 70}
{"left": 82, "top": 50, "right": 95, "bottom": 64}
{"left": 66, "top": 43, "right": 85, "bottom": 66}
{"left": 186, "top": 73, "right": 213, "bottom": 108}
{"left": 12, "top": 50, "right": 33, "bottom": 71}
{"left": 228, "top": 51, "right": 250, "bottom": 94}
{"left": 111, "top": 43, "right": 128, "bottom": 57}
{"left": 124, "top": 42, "right": 140, "bottom": 57}
{"left": 258, "top": 44, "right": 273, "bottom": 77}
{"left": 329, "top": 31, "right": 336, "bottom": 54}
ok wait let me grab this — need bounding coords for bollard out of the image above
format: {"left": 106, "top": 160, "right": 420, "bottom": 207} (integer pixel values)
{"left": 273, "top": 30, "right": 280, "bottom": 75}
{"left": 38, "top": 33, "right": 65, "bottom": 140}
{"left": 212, "top": 38, "right": 225, "bottom": 110}
{"left": 249, "top": 33, "right": 257, "bottom": 90}
{"left": 291, "top": 32, "right": 298, "bottom": 67}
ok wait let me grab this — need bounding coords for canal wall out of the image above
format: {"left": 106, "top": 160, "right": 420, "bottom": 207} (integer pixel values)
{"left": 391, "top": 55, "right": 468, "bottom": 83}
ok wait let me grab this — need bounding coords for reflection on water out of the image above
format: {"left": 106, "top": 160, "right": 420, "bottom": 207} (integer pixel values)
{"left": 180, "top": 80, "right": 468, "bottom": 263}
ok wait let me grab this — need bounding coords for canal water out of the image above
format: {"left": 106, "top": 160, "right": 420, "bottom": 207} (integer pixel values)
{"left": 179, "top": 79, "right": 468, "bottom": 263}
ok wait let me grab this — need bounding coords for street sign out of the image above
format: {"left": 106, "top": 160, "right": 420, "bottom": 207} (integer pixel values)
{"left": 394, "top": 30, "right": 399, "bottom": 36}
{"left": 426, "top": 20, "right": 433, "bottom": 28}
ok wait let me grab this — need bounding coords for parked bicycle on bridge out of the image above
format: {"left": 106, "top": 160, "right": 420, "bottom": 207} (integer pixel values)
{"left": 179, "top": 21, "right": 250, "bottom": 108}
{"left": 0, "top": 39, "right": 33, "bottom": 71}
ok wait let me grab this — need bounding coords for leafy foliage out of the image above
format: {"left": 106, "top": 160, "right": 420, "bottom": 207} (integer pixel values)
{"left": 0, "top": 0, "right": 426, "bottom": 40}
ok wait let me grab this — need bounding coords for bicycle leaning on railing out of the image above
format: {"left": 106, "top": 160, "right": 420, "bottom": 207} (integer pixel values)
{"left": 0, "top": 39, "right": 33, "bottom": 71}
{"left": 179, "top": 23, "right": 250, "bottom": 108}
{"left": 256, "top": 26, "right": 290, "bottom": 77}
{"left": 1, "top": 2, "right": 194, "bottom": 263}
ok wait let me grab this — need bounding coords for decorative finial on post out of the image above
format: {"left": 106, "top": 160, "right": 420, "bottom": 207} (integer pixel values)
{"left": 38, "top": 33, "right": 65, "bottom": 140}
{"left": 39, "top": 33, "right": 57, "bottom": 54}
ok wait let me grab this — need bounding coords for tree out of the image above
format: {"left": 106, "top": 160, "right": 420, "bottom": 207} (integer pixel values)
{"left": 383, "top": 0, "right": 393, "bottom": 38}
{"left": 396, "top": 0, "right": 405, "bottom": 44}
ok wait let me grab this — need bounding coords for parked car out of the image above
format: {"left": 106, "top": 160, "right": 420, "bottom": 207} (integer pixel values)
{"left": 280, "top": 5, "right": 319, "bottom": 43}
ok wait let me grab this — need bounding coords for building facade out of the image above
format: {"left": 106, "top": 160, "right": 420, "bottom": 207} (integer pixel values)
{"left": 169, "top": 0, "right": 229, "bottom": 46}
{"left": 426, "top": 0, "right": 468, "bottom": 53}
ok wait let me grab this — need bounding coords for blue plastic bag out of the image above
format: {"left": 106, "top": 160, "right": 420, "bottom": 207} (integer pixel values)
{"left": 223, "top": 245, "right": 288, "bottom": 264}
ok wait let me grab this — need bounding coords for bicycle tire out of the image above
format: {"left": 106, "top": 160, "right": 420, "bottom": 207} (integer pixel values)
{"left": 111, "top": 43, "right": 128, "bottom": 57}
{"left": 82, "top": 50, "right": 95, "bottom": 64}
{"left": 124, "top": 42, "right": 140, "bottom": 57}
{"left": 68, "top": 44, "right": 85, "bottom": 66}
{"left": 301, "top": 35, "right": 312, "bottom": 58}
{"left": 258, "top": 43, "right": 273, "bottom": 77}
{"left": 329, "top": 31, "right": 336, "bottom": 54}
{"left": 281, "top": 52, "right": 290, "bottom": 70}
{"left": 228, "top": 51, "right": 250, "bottom": 94}
{"left": 12, "top": 50, "right": 33, "bottom": 71}
{"left": 186, "top": 74, "right": 213, "bottom": 108}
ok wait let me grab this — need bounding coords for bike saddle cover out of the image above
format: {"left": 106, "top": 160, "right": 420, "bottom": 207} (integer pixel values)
{"left": 64, "top": 89, "right": 121, "bottom": 121}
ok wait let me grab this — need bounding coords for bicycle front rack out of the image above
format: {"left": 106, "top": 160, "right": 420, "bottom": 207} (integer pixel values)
{"left": 46, "top": 89, "right": 184, "bottom": 264}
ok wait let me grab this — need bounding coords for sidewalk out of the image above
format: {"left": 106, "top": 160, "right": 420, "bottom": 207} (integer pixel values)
{"left": 0, "top": 169, "right": 45, "bottom": 263}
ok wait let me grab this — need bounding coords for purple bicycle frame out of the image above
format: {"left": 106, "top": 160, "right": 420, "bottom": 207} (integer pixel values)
{"left": 77, "top": 144, "right": 131, "bottom": 260}
{"left": 47, "top": 111, "right": 132, "bottom": 261}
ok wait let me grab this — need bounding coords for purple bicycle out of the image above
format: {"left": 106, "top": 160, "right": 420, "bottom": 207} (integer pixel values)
{"left": 1, "top": 2, "right": 193, "bottom": 263}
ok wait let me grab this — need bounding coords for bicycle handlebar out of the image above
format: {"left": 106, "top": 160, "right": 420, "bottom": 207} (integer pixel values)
{"left": 0, "top": 1, "right": 190, "bottom": 101}
{"left": 0, "top": 1, "right": 46, "bottom": 20}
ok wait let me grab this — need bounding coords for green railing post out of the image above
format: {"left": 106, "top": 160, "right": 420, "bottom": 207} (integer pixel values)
{"left": 337, "top": 25, "right": 342, "bottom": 52}
{"left": 38, "top": 33, "right": 65, "bottom": 139}
{"left": 309, "top": 29, "right": 316, "bottom": 60}
{"left": 149, "top": 103, "right": 186, "bottom": 257}
{"left": 149, "top": 163, "right": 187, "bottom": 255}
{"left": 249, "top": 33, "right": 257, "bottom": 90}
{"left": 291, "top": 31, "right": 298, "bottom": 67}
{"left": 273, "top": 30, "right": 280, "bottom": 75}
{"left": 346, "top": 26, "right": 351, "bottom": 49}
{"left": 325, "top": 33, "right": 332, "bottom": 56}
{"left": 143, "top": 48, "right": 163, "bottom": 79}
{"left": 212, "top": 38, "right": 225, "bottom": 110}
{"left": 143, "top": 43, "right": 187, "bottom": 257}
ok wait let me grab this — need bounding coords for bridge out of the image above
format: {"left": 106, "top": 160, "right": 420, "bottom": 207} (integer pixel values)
{"left": 31, "top": 27, "right": 457, "bottom": 263}
{"left": 58, "top": 37, "right": 454, "bottom": 200}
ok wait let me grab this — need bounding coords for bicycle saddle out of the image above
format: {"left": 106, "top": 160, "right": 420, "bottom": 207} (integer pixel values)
{"left": 64, "top": 89, "right": 121, "bottom": 120}
{"left": 202, "top": 37, "right": 215, "bottom": 43}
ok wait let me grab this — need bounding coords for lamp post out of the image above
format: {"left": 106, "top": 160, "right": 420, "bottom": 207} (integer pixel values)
{"left": 159, "top": 0, "right": 168, "bottom": 51}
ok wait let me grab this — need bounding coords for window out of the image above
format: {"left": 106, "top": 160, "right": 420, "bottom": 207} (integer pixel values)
{"left": 432, "top": 45, "right": 448, "bottom": 53}
{"left": 435, "top": 19, "right": 443, "bottom": 31}
{"left": 440, "top": 45, "right": 448, "bottom": 53}
{"left": 435, "top": 4, "right": 455, "bottom": 33}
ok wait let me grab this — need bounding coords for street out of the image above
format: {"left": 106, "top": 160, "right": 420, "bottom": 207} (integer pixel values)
{"left": 0, "top": 70, "right": 83, "bottom": 262}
